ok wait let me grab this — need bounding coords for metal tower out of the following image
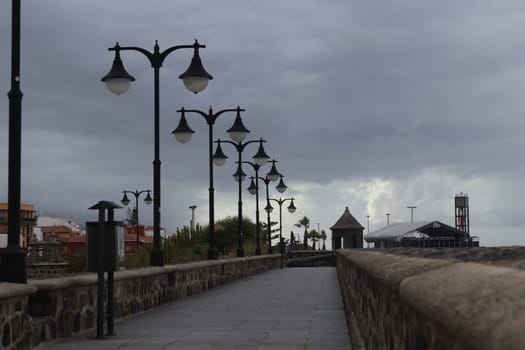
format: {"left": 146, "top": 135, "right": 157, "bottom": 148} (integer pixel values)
{"left": 455, "top": 193, "right": 470, "bottom": 235}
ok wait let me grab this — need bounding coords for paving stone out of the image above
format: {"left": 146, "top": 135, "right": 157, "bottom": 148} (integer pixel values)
{"left": 43, "top": 267, "right": 352, "bottom": 349}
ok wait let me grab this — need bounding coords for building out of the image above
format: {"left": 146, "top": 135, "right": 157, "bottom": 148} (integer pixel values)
{"left": 364, "top": 221, "right": 478, "bottom": 248}
{"left": 40, "top": 226, "right": 82, "bottom": 241}
{"left": 330, "top": 207, "right": 365, "bottom": 249}
{"left": 0, "top": 203, "right": 36, "bottom": 248}
{"left": 35, "top": 216, "right": 83, "bottom": 235}
{"left": 123, "top": 224, "right": 153, "bottom": 254}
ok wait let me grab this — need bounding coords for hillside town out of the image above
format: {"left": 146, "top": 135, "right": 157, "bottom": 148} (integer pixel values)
{"left": 0, "top": 203, "right": 160, "bottom": 256}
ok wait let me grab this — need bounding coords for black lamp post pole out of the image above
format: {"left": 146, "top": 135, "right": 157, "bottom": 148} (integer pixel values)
{"left": 240, "top": 163, "right": 261, "bottom": 255}
{"left": 244, "top": 161, "right": 286, "bottom": 255}
{"left": 216, "top": 139, "right": 266, "bottom": 257}
{"left": 262, "top": 178, "right": 273, "bottom": 254}
{"left": 269, "top": 197, "right": 295, "bottom": 269}
{"left": 253, "top": 171, "right": 261, "bottom": 255}
{"left": 106, "top": 41, "right": 205, "bottom": 266}
{"left": 174, "top": 107, "right": 244, "bottom": 259}
{"left": 0, "top": 0, "right": 26, "bottom": 283}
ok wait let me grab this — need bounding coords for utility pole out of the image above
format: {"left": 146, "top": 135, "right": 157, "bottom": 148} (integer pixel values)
{"left": 189, "top": 205, "right": 197, "bottom": 238}
{"left": 407, "top": 206, "right": 417, "bottom": 223}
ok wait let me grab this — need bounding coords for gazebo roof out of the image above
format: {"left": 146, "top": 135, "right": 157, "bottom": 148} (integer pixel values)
{"left": 331, "top": 207, "right": 364, "bottom": 230}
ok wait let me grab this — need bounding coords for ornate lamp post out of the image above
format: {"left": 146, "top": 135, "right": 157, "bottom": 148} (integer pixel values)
{"left": 246, "top": 160, "right": 286, "bottom": 255}
{"left": 0, "top": 0, "right": 26, "bottom": 283}
{"left": 213, "top": 138, "right": 270, "bottom": 257}
{"left": 267, "top": 197, "right": 297, "bottom": 268}
{"left": 262, "top": 160, "right": 284, "bottom": 253}
{"left": 102, "top": 39, "right": 212, "bottom": 266}
{"left": 172, "top": 106, "right": 246, "bottom": 259}
{"left": 120, "top": 189, "right": 153, "bottom": 249}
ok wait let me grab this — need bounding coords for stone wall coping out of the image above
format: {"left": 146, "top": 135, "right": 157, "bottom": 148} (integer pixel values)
{"left": 401, "top": 262, "right": 525, "bottom": 350}
{"left": 337, "top": 249, "right": 525, "bottom": 350}
{"left": 0, "top": 255, "right": 282, "bottom": 298}
{"left": 337, "top": 249, "right": 453, "bottom": 290}
{"left": 0, "top": 283, "right": 37, "bottom": 300}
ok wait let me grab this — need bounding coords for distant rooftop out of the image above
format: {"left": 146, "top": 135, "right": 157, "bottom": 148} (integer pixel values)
{"left": 364, "top": 221, "right": 469, "bottom": 243}
{"left": 330, "top": 207, "right": 364, "bottom": 230}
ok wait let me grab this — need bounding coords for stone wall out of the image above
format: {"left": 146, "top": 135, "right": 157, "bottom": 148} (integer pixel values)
{"left": 26, "top": 263, "right": 69, "bottom": 280}
{"left": 337, "top": 249, "right": 525, "bottom": 350}
{"left": 0, "top": 255, "right": 281, "bottom": 349}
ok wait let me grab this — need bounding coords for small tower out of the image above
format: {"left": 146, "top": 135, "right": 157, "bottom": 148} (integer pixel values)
{"left": 330, "top": 207, "right": 364, "bottom": 250}
{"left": 455, "top": 193, "right": 469, "bottom": 235}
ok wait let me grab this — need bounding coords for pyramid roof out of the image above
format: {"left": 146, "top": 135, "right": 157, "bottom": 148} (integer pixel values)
{"left": 330, "top": 207, "right": 364, "bottom": 230}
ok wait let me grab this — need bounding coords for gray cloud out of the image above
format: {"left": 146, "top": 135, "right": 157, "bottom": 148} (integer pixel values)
{"left": 0, "top": 1, "right": 523, "bottom": 246}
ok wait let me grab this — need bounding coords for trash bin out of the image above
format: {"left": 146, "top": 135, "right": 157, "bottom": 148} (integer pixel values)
{"left": 86, "top": 221, "right": 123, "bottom": 272}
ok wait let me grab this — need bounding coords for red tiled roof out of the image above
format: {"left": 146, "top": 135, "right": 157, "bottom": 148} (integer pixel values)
{"left": 41, "top": 226, "right": 76, "bottom": 233}
{"left": 58, "top": 235, "right": 86, "bottom": 243}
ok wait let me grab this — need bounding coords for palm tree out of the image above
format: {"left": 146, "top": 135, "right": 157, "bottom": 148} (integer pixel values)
{"left": 308, "top": 229, "right": 321, "bottom": 250}
{"left": 320, "top": 230, "right": 327, "bottom": 250}
{"left": 294, "top": 216, "right": 310, "bottom": 250}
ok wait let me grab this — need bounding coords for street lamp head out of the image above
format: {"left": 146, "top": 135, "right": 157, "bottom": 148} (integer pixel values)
{"left": 178, "top": 40, "right": 213, "bottom": 94}
{"left": 252, "top": 140, "right": 270, "bottom": 166}
{"left": 276, "top": 176, "right": 288, "bottom": 193}
{"left": 172, "top": 108, "right": 195, "bottom": 144}
{"left": 233, "top": 165, "right": 246, "bottom": 182}
{"left": 212, "top": 141, "right": 228, "bottom": 166}
{"left": 247, "top": 177, "right": 257, "bottom": 195}
{"left": 227, "top": 107, "right": 249, "bottom": 143}
{"left": 120, "top": 192, "right": 130, "bottom": 206}
{"left": 265, "top": 203, "right": 274, "bottom": 213}
{"left": 287, "top": 199, "right": 297, "bottom": 213}
{"left": 101, "top": 43, "right": 135, "bottom": 95}
{"left": 266, "top": 160, "right": 281, "bottom": 182}
{"left": 144, "top": 191, "right": 153, "bottom": 205}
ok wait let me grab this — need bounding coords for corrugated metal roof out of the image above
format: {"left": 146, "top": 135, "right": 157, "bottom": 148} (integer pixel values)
{"left": 364, "top": 221, "right": 433, "bottom": 242}
{"left": 330, "top": 207, "right": 364, "bottom": 230}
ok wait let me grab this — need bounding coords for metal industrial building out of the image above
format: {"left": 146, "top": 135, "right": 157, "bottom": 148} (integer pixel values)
{"left": 364, "top": 221, "right": 479, "bottom": 248}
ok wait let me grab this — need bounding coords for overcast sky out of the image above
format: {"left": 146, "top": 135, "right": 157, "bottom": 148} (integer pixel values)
{"left": 0, "top": 1, "right": 524, "bottom": 247}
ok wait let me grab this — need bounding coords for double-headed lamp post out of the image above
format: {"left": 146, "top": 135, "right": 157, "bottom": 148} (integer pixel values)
{"left": 246, "top": 160, "right": 287, "bottom": 254}
{"left": 261, "top": 161, "right": 285, "bottom": 253}
{"left": 172, "top": 106, "right": 247, "bottom": 259}
{"left": 213, "top": 138, "right": 270, "bottom": 257}
{"left": 120, "top": 190, "right": 152, "bottom": 249}
{"left": 267, "top": 197, "right": 297, "bottom": 268}
{"left": 242, "top": 160, "right": 286, "bottom": 255}
{"left": 102, "top": 39, "right": 212, "bottom": 266}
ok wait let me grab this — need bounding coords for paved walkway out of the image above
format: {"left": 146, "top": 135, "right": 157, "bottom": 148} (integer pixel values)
{"left": 45, "top": 267, "right": 351, "bottom": 349}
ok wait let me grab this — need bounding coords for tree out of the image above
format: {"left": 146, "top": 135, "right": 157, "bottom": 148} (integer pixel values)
{"left": 320, "top": 230, "right": 328, "bottom": 250}
{"left": 308, "top": 229, "right": 323, "bottom": 250}
{"left": 294, "top": 216, "right": 310, "bottom": 250}
{"left": 126, "top": 206, "right": 138, "bottom": 225}
{"left": 261, "top": 220, "right": 279, "bottom": 250}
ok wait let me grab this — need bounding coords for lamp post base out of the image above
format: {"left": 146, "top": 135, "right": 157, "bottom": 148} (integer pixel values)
{"left": 236, "top": 248, "right": 244, "bottom": 258}
{"left": 207, "top": 248, "right": 217, "bottom": 260}
{"left": 0, "top": 247, "right": 27, "bottom": 283}
{"left": 149, "top": 249, "right": 164, "bottom": 266}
